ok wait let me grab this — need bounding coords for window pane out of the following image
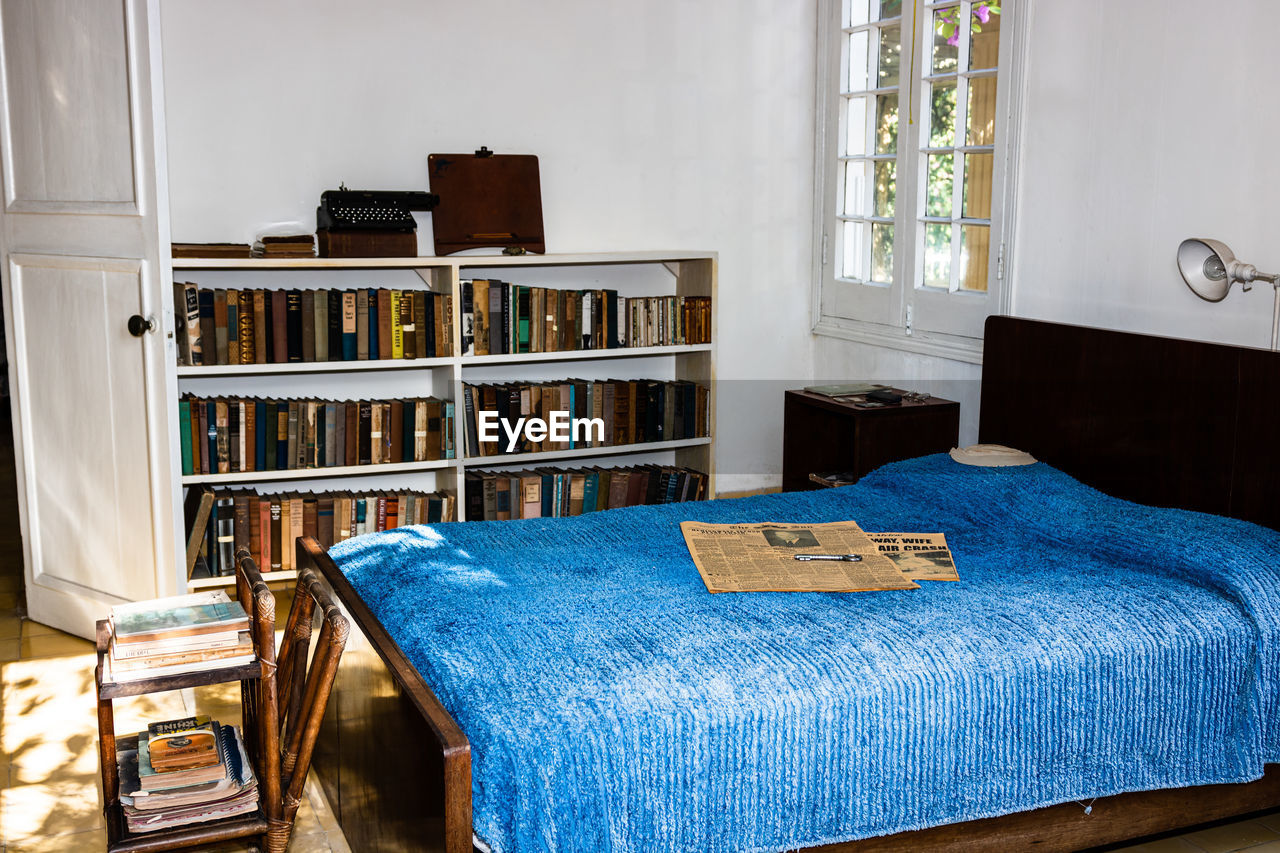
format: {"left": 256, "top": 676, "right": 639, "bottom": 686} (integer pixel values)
{"left": 845, "top": 96, "right": 868, "bottom": 156}
{"left": 877, "top": 25, "right": 902, "bottom": 88}
{"left": 875, "top": 93, "right": 898, "bottom": 154}
{"left": 871, "top": 223, "right": 894, "bottom": 283}
{"left": 842, "top": 220, "right": 869, "bottom": 280}
{"left": 968, "top": 4, "right": 1001, "bottom": 70}
{"left": 926, "top": 154, "right": 953, "bottom": 217}
{"left": 963, "top": 152, "right": 993, "bottom": 219}
{"left": 931, "top": 7, "right": 959, "bottom": 73}
{"left": 927, "top": 81, "right": 956, "bottom": 148}
{"left": 923, "top": 223, "right": 952, "bottom": 289}
{"left": 966, "top": 76, "right": 998, "bottom": 145}
{"left": 960, "top": 224, "right": 990, "bottom": 292}
{"left": 874, "top": 160, "right": 896, "bottom": 217}
{"left": 877, "top": 0, "right": 903, "bottom": 20}
{"left": 846, "top": 0, "right": 870, "bottom": 27}
{"left": 847, "top": 31, "right": 870, "bottom": 91}
{"left": 843, "top": 160, "right": 869, "bottom": 216}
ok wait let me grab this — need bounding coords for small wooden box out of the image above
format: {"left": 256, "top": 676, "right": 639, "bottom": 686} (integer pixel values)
{"left": 782, "top": 389, "right": 960, "bottom": 492}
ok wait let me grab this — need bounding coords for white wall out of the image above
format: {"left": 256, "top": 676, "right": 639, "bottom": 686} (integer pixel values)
{"left": 159, "top": 0, "right": 817, "bottom": 493}
{"left": 817, "top": 0, "right": 1280, "bottom": 446}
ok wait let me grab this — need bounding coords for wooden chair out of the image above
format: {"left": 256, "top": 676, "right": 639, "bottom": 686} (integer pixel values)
{"left": 269, "top": 542, "right": 350, "bottom": 852}
{"left": 235, "top": 546, "right": 349, "bottom": 852}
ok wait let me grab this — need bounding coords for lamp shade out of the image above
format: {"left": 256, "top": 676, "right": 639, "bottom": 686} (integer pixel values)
{"left": 1177, "top": 237, "right": 1236, "bottom": 302}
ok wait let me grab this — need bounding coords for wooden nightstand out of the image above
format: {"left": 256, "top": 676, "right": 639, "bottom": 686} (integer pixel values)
{"left": 782, "top": 389, "right": 960, "bottom": 491}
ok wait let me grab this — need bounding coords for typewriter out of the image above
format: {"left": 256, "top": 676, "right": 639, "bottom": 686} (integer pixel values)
{"left": 316, "top": 188, "right": 439, "bottom": 233}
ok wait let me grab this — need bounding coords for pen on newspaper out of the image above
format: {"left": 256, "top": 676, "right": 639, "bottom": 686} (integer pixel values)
{"left": 793, "top": 553, "right": 863, "bottom": 562}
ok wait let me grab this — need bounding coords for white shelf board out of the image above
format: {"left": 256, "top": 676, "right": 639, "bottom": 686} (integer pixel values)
{"left": 188, "top": 570, "right": 298, "bottom": 590}
{"left": 182, "top": 459, "right": 455, "bottom": 486}
{"left": 463, "top": 437, "right": 711, "bottom": 468}
{"left": 171, "top": 251, "right": 716, "bottom": 271}
{"left": 461, "top": 344, "right": 711, "bottom": 366}
{"left": 177, "top": 358, "right": 453, "bottom": 377}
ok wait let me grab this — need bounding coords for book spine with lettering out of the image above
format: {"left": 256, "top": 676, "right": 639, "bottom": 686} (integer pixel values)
{"left": 285, "top": 291, "right": 303, "bottom": 362}
{"left": 461, "top": 282, "right": 475, "bottom": 356}
{"left": 473, "top": 281, "right": 489, "bottom": 356}
{"left": 341, "top": 291, "right": 358, "bottom": 360}
{"left": 198, "top": 290, "right": 216, "bottom": 366}
{"left": 176, "top": 282, "right": 202, "bottom": 366}
{"left": 401, "top": 292, "right": 417, "bottom": 360}
{"left": 226, "top": 289, "right": 240, "bottom": 365}
{"left": 413, "top": 291, "right": 427, "bottom": 359}
{"left": 390, "top": 291, "right": 404, "bottom": 359}
{"left": 327, "top": 289, "right": 343, "bottom": 360}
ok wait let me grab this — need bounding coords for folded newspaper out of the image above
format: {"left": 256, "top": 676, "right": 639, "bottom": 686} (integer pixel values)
{"left": 680, "top": 521, "right": 957, "bottom": 593}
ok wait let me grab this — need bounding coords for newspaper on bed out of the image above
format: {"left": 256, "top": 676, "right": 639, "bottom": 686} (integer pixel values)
{"left": 680, "top": 520, "right": 920, "bottom": 593}
{"left": 868, "top": 533, "right": 960, "bottom": 582}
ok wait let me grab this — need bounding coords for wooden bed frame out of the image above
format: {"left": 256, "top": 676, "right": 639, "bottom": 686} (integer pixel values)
{"left": 300, "top": 316, "right": 1280, "bottom": 852}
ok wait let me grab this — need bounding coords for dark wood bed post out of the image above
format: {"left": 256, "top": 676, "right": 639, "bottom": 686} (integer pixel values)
{"left": 297, "top": 537, "right": 473, "bottom": 853}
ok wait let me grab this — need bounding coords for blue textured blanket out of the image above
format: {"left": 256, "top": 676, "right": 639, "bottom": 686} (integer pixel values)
{"left": 331, "top": 455, "right": 1280, "bottom": 852}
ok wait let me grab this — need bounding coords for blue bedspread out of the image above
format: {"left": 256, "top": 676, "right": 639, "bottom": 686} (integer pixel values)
{"left": 331, "top": 455, "right": 1280, "bottom": 852}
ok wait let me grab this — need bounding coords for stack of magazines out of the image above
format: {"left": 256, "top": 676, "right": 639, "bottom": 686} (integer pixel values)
{"left": 107, "top": 592, "right": 253, "bottom": 682}
{"left": 116, "top": 715, "right": 258, "bottom": 832}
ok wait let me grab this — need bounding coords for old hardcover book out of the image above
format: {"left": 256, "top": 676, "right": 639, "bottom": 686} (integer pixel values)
{"left": 388, "top": 400, "right": 404, "bottom": 464}
{"left": 490, "top": 285, "right": 504, "bottom": 355}
{"left": 370, "top": 403, "right": 384, "bottom": 465}
{"left": 175, "top": 283, "right": 202, "bottom": 366}
{"left": 424, "top": 398, "right": 443, "bottom": 461}
{"left": 313, "top": 289, "right": 328, "bottom": 363}
{"left": 390, "top": 291, "right": 404, "bottom": 358}
{"left": 226, "top": 289, "right": 240, "bottom": 365}
{"left": 358, "top": 402, "right": 373, "bottom": 465}
{"left": 345, "top": 404, "right": 358, "bottom": 467}
{"left": 413, "top": 291, "right": 427, "bottom": 359}
{"left": 111, "top": 591, "right": 248, "bottom": 644}
{"left": 271, "top": 290, "right": 288, "bottom": 363}
{"left": 342, "top": 291, "right": 358, "bottom": 360}
{"left": 235, "top": 290, "right": 253, "bottom": 364}
{"left": 250, "top": 290, "right": 266, "bottom": 364}
{"left": 328, "top": 289, "right": 343, "bottom": 360}
{"left": 268, "top": 496, "right": 283, "bottom": 571}
{"left": 301, "top": 289, "right": 315, "bottom": 362}
{"left": 355, "top": 290, "right": 369, "bottom": 360}
{"left": 318, "top": 497, "right": 335, "bottom": 547}
{"left": 367, "top": 288, "right": 379, "bottom": 358}
{"left": 377, "top": 290, "right": 393, "bottom": 360}
{"left": 285, "top": 291, "right": 304, "bottom": 362}
{"left": 473, "top": 281, "right": 490, "bottom": 356}
{"left": 212, "top": 290, "right": 229, "bottom": 365}
{"left": 400, "top": 292, "right": 416, "bottom": 359}
{"left": 461, "top": 283, "right": 475, "bottom": 355}
{"left": 171, "top": 241, "right": 252, "bottom": 258}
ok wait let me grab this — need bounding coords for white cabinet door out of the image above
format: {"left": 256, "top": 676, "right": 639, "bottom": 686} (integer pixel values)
{"left": 0, "top": 0, "right": 176, "bottom": 637}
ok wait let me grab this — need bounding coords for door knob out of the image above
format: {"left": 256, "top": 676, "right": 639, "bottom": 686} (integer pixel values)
{"left": 127, "top": 314, "right": 156, "bottom": 337}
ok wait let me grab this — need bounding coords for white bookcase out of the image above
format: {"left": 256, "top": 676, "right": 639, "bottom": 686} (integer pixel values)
{"left": 168, "top": 251, "right": 717, "bottom": 589}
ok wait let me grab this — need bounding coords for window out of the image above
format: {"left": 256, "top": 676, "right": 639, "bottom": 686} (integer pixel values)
{"left": 813, "top": 0, "right": 1020, "bottom": 360}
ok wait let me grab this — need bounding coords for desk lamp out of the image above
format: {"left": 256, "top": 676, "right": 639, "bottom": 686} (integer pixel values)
{"left": 1177, "top": 238, "right": 1280, "bottom": 350}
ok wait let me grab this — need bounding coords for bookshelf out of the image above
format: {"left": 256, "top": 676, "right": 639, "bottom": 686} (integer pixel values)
{"left": 168, "top": 251, "right": 717, "bottom": 589}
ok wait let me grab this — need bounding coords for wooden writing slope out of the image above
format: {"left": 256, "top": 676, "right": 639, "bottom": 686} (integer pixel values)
{"left": 428, "top": 150, "right": 545, "bottom": 254}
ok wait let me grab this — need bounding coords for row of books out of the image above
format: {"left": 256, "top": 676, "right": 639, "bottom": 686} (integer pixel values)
{"left": 190, "top": 488, "right": 456, "bottom": 578}
{"left": 178, "top": 396, "right": 456, "bottom": 477}
{"left": 466, "top": 464, "right": 708, "bottom": 520}
{"left": 107, "top": 590, "right": 253, "bottom": 682}
{"left": 461, "top": 380, "right": 710, "bottom": 457}
{"left": 173, "top": 283, "right": 454, "bottom": 367}
{"left": 117, "top": 715, "right": 257, "bottom": 833}
{"left": 461, "top": 279, "right": 712, "bottom": 355}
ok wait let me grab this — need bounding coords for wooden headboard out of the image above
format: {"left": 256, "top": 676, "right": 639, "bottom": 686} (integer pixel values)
{"left": 979, "top": 316, "right": 1280, "bottom": 530}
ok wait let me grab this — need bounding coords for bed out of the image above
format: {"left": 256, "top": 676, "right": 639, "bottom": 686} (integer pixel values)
{"left": 300, "top": 317, "right": 1280, "bottom": 852}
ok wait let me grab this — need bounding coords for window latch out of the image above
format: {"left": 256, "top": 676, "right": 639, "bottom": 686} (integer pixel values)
{"left": 905, "top": 304, "right": 913, "bottom": 335}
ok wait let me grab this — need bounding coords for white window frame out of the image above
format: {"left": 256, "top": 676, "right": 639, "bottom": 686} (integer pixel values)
{"left": 811, "top": 0, "right": 1029, "bottom": 363}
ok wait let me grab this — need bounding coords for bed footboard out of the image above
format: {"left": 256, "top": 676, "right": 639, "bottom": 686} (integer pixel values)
{"left": 298, "top": 537, "right": 473, "bottom": 853}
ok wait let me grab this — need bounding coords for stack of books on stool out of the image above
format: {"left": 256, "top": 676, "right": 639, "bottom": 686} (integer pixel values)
{"left": 116, "top": 715, "right": 259, "bottom": 833}
{"left": 106, "top": 591, "right": 252, "bottom": 682}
